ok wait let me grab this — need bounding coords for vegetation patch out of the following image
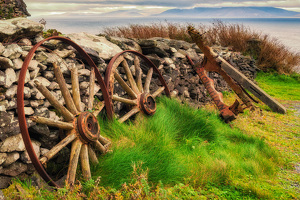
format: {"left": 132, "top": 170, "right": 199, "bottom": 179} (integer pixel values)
{"left": 103, "top": 21, "right": 300, "bottom": 74}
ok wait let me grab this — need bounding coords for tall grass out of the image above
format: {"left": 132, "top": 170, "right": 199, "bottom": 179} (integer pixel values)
{"left": 91, "top": 97, "right": 280, "bottom": 198}
{"left": 104, "top": 21, "right": 300, "bottom": 74}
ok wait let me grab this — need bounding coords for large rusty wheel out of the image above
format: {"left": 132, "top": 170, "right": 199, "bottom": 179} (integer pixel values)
{"left": 105, "top": 50, "right": 171, "bottom": 123}
{"left": 17, "top": 36, "right": 113, "bottom": 187}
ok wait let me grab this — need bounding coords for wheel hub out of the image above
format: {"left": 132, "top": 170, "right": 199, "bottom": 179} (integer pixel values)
{"left": 77, "top": 112, "right": 100, "bottom": 143}
{"left": 139, "top": 93, "right": 156, "bottom": 115}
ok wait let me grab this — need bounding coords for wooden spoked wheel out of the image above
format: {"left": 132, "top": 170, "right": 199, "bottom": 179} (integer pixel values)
{"left": 105, "top": 50, "right": 171, "bottom": 123}
{"left": 17, "top": 36, "right": 113, "bottom": 187}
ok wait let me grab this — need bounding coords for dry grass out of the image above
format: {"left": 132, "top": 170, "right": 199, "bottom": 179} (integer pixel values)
{"left": 103, "top": 21, "right": 300, "bottom": 74}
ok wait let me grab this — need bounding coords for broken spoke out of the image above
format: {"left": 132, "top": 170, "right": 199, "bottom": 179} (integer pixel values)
{"left": 118, "top": 106, "right": 140, "bottom": 123}
{"left": 144, "top": 67, "right": 153, "bottom": 94}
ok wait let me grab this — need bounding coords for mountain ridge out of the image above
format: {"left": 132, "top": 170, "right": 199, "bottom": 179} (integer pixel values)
{"left": 155, "top": 7, "right": 300, "bottom": 18}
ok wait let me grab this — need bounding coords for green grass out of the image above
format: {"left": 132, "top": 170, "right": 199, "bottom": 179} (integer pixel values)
{"left": 255, "top": 72, "right": 300, "bottom": 101}
{"left": 87, "top": 97, "right": 282, "bottom": 199}
{"left": 3, "top": 73, "right": 300, "bottom": 199}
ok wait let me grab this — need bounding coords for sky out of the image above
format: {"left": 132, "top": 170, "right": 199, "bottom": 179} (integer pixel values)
{"left": 25, "top": 0, "right": 300, "bottom": 18}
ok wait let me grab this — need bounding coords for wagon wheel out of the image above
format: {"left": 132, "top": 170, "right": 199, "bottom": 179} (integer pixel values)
{"left": 17, "top": 36, "right": 113, "bottom": 187}
{"left": 105, "top": 50, "right": 171, "bottom": 123}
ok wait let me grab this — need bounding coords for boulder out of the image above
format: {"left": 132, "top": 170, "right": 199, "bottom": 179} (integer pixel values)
{"left": 1, "top": 44, "right": 22, "bottom": 59}
{"left": 20, "top": 140, "right": 41, "bottom": 164}
{"left": 66, "top": 33, "right": 123, "bottom": 60}
{"left": 0, "top": 175, "right": 12, "bottom": 189}
{"left": 0, "top": 57, "right": 14, "bottom": 69}
{"left": 0, "top": 18, "right": 43, "bottom": 42}
{"left": 0, "top": 153, "right": 7, "bottom": 165}
{"left": 106, "top": 36, "right": 142, "bottom": 52}
{"left": 2, "top": 152, "right": 20, "bottom": 167}
{"left": 0, "top": 134, "right": 25, "bottom": 152}
{"left": 4, "top": 68, "right": 17, "bottom": 88}
{"left": 0, "top": 161, "right": 28, "bottom": 176}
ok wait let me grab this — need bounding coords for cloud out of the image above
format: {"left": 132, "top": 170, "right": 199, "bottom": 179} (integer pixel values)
{"left": 25, "top": 0, "right": 300, "bottom": 18}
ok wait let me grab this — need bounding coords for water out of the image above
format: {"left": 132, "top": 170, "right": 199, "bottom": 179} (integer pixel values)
{"left": 30, "top": 17, "right": 300, "bottom": 53}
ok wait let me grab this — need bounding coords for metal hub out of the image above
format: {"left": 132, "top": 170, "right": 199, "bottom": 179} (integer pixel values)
{"left": 77, "top": 112, "right": 100, "bottom": 143}
{"left": 139, "top": 93, "right": 156, "bottom": 115}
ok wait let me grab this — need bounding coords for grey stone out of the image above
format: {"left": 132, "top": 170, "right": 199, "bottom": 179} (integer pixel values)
{"left": 0, "top": 57, "right": 13, "bottom": 69}
{"left": 21, "top": 140, "right": 41, "bottom": 164}
{"left": 78, "top": 69, "right": 91, "bottom": 76}
{"left": 19, "top": 38, "right": 32, "bottom": 46}
{"left": 0, "top": 153, "right": 7, "bottom": 165}
{"left": 24, "top": 87, "right": 31, "bottom": 99}
{"left": 43, "top": 71, "right": 54, "bottom": 80}
{"left": 48, "top": 81, "right": 59, "bottom": 90}
{"left": 53, "top": 49, "right": 75, "bottom": 58}
{"left": 34, "top": 76, "right": 51, "bottom": 88}
{"left": 4, "top": 85, "right": 17, "bottom": 100}
{"left": 15, "top": 69, "right": 30, "bottom": 84}
{"left": 0, "top": 101, "right": 8, "bottom": 112}
{"left": 66, "top": 33, "right": 123, "bottom": 60}
{"left": 0, "top": 134, "right": 25, "bottom": 153}
{"left": 0, "top": 18, "right": 44, "bottom": 42}
{"left": 0, "top": 175, "right": 12, "bottom": 189}
{"left": 2, "top": 152, "right": 20, "bottom": 167}
{"left": 28, "top": 60, "right": 39, "bottom": 71}
{"left": 40, "top": 148, "right": 49, "bottom": 156}
{"left": 0, "top": 162, "right": 28, "bottom": 176}
{"left": 30, "top": 68, "right": 40, "bottom": 79}
{"left": 0, "top": 71, "right": 5, "bottom": 86}
{"left": 4, "top": 68, "right": 17, "bottom": 88}
{"left": 12, "top": 58, "right": 23, "bottom": 70}
{"left": 29, "top": 100, "right": 44, "bottom": 108}
{"left": 1, "top": 44, "right": 22, "bottom": 59}
{"left": 24, "top": 107, "right": 34, "bottom": 115}
{"left": 106, "top": 36, "right": 142, "bottom": 52}
{"left": 0, "top": 43, "right": 4, "bottom": 55}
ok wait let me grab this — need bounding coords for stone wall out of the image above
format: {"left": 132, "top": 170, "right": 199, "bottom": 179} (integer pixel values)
{"left": 0, "top": 0, "right": 30, "bottom": 20}
{"left": 0, "top": 18, "right": 259, "bottom": 188}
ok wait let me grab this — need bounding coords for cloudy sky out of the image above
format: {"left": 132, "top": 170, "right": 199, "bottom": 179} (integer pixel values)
{"left": 25, "top": 0, "right": 300, "bottom": 18}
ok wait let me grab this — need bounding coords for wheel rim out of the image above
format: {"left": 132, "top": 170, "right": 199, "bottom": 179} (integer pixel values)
{"left": 105, "top": 50, "right": 171, "bottom": 123}
{"left": 17, "top": 36, "right": 112, "bottom": 187}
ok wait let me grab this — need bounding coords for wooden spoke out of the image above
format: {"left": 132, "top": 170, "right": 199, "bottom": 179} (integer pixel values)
{"left": 34, "top": 80, "right": 74, "bottom": 122}
{"left": 40, "top": 131, "right": 77, "bottom": 165}
{"left": 134, "top": 56, "right": 143, "bottom": 93}
{"left": 112, "top": 95, "right": 137, "bottom": 105}
{"left": 93, "top": 101, "right": 105, "bottom": 117}
{"left": 30, "top": 116, "right": 73, "bottom": 130}
{"left": 53, "top": 63, "right": 78, "bottom": 115}
{"left": 66, "top": 139, "right": 82, "bottom": 185}
{"left": 94, "top": 140, "right": 106, "bottom": 154}
{"left": 80, "top": 144, "right": 91, "bottom": 181}
{"left": 118, "top": 106, "right": 140, "bottom": 123}
{"left": 71, "top": 66, "right": 82, "bottom": 112}
{"left": 99, "top": 135, "right": 110, "bottom": 146}
{"left": 121, "top": 59, "right": 139, "bottom": 94}
{"left": 152, "top": 86, "right": 165, "bottom": 98}
{"left": 114, "top": 72, "right": 137, "bottom": 99}
{"left": 88, "top": 67, "right": 95, "bottom": 110}
{"left": 144, "top": 67, "right": 153, "bottom": 94}
{"left": 88, "top": 145, "right": 99, "bottom": 165}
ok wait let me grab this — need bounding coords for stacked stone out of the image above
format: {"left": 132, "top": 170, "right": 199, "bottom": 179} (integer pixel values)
{"left": 0, "top": 18, "right": 259, "bottom": 188}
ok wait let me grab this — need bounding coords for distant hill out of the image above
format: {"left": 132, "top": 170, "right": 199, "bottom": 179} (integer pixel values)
{"left": 101, "top": 9, "right": 144, "bottom": 17}
{"left": 155, "top": 7, "right": 300, "bottom": 18}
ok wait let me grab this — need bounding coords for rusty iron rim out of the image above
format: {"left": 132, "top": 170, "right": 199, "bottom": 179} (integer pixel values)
{"left": 17, "top": 36, "right": 112, "bottom": 187}
{"left": 105, "top": 50, "right": 170, "bottom": 122}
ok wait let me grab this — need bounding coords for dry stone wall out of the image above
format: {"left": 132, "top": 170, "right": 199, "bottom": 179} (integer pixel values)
{"left": 0, "top": 18, "right": 259, "bottom": 188}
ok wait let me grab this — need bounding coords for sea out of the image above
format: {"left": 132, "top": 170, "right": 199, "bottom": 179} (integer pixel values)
{"left": 30, "top": 17, "right": 300, "bottom": 53}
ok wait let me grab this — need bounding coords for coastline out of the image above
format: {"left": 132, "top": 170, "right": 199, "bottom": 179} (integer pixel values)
{"left": 28, "top": 17, "right": 300, "bottom": 53}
